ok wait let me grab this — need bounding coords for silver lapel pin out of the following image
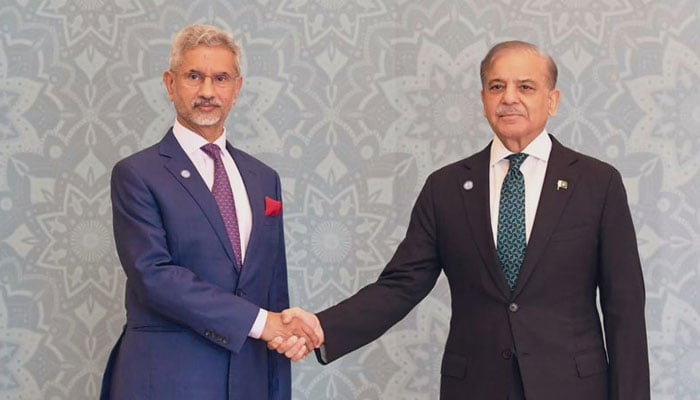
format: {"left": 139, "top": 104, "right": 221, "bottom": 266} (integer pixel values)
{"left": 463, "top": 180, "right": 474, "bottom": 190}
{"left": 557, "top": 179, "right": 568, "bottom": 191}
{"left": 180, "top": 169, "right": 191, "bottom": 179}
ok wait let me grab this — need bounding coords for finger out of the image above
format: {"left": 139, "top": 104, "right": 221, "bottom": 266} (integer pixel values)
{"left": 296, "top": 315, "right": 323, "bottom": 347}
{"left": 276, "top": 335, "right": 298, "bottom": 354}
{"left": 281, "top": 307, "right": 300, "bottom": 324}
{"left": 267, "top": 336, "right": 283, "bottom": 350}
{"left": 284, "top": 337, "right": 306, "bottom": 359}
{"left": 296, "top": 332, "right": 315, "bottom": 352}
{"left": 291, "top": 345, "right": 309, "bottom": 362}
{"left": 310, "top": 318, "right": 324, "bottom": 347}
{"left": 294, "top": 318, "right": 319, "bottom": 346}
{"left": 313, "top": 325, "right": 325, "bottom": 347}
{"left": 290, "top": 338, "right": 309, "bottom": 362}
{"left": 281, "top": 312, "right": 293, "bottom": 324}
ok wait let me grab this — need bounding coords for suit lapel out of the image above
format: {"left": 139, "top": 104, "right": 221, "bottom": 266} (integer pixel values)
{"left": 512, "top": 137, "right": 579, "bottom": 297}
{"left": 459, "top": 144, "right": 512, "bottom": 299}
{"left": 159, "top": 130, "right": 239, "bottom": 267}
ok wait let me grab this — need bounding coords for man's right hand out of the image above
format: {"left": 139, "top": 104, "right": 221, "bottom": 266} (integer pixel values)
{"left": 261, "top": 311, "right": 321, "bottom": 361}
{"left": 266, "top": 307, "right": 324, "bottom": 362}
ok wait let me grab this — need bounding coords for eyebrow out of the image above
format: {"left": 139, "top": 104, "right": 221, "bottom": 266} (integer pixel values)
{"left": 185, "top": 69, "right": 234, "bottom": 75}
{"left": 487, "top": 78, "right": 539, "bottom": 85}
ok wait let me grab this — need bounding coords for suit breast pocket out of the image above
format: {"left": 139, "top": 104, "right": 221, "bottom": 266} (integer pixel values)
{"left": 264, "top": 214, "right": 281, "bottom": 226}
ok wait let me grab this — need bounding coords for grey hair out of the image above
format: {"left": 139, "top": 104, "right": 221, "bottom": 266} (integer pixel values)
{"left": 479, "top": 40, "right": 558, "bottom": 89}
{"left": 169, "top": 24, "right": 242, "bottom": 76}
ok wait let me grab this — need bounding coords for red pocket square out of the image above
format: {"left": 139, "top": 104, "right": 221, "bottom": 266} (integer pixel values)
{"left": 265, "top": 196, "right": 283, "bottom": 217}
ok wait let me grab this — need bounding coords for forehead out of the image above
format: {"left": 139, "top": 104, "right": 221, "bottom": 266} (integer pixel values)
{"left": 179, "top": 45, "right": 237, "bottom": 71}
{"left": 485, "top": 49, "right": 549, "bottom": 81}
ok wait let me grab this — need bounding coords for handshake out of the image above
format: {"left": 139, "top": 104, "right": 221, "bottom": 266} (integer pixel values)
{"left": 261, "top": 307, "right": 323, "bottom": 362}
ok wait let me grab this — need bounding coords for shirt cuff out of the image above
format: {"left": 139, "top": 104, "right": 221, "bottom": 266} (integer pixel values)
{"left": 248, "top": 308, "right": 268, "bottom": 339}
{"left": 318, "top": 344, "right": 328, "bottom": 363}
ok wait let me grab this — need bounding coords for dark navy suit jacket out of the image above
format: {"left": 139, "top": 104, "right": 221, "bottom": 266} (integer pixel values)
{"left": 316, "top": 136, "right": 650, "bottom": 399}
{"left": 101, "top": 129, "right": 290, "bottom": 399}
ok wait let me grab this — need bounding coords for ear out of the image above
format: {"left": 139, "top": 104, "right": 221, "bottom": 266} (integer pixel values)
{"left": 163, "top": 70, "right": 175, "bottom": 100}
{"left": 547, "top": 88, "right": 561, "bottom": 116}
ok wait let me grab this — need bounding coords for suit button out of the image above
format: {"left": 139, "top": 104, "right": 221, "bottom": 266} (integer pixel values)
{"left": 502, "top": 349, "right": 513, "bottom": 359}
{"left": 236, "top": 289, "right": 244, "bottom": 296}
{"left": 509, "top": 303, "right": 519, "bottom": 312}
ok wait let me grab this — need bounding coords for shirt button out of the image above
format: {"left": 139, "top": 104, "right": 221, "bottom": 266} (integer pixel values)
{"left": 509, "top": 303, "right": 519, "bottom": 313}
{"left": 502, "top": 349, "right": 513, "bottom": 359}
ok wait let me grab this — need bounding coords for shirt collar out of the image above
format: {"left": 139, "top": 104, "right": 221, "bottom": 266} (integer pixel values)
{"left": 172, "top": 119, "right": 228, "bottom": 156}
{"left": 490, "top": 129, "right": 552, "bottom": 166}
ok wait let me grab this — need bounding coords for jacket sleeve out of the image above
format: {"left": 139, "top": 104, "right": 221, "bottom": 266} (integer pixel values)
{"left": 316, "top": 175, "right": 443, "bottom": 363}
{"left": 111, "top": 159, "right": 260, "bottom": 353}
{"left": 266, "top": 174, "right": 291, "bottom": 400}
{"left": 597, "top": 168, "right": 650, "bottom": 399}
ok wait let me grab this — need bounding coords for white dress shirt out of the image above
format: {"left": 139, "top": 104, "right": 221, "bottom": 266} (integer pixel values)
{"left": 172, "top": 120, "right": 267, "bottom": 338}
{"left": 489, "top": 130, "right": 552, "bottom": 246}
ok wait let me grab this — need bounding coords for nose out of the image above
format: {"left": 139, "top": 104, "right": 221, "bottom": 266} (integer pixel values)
{"left": 502, "top": 85, "right": 518, "bottom": 104}
{"left": 197, "top": 75, "right": 215, "bottom": 97}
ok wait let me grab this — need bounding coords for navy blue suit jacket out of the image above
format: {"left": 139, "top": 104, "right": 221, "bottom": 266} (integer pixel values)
{"left": 101, "top": 129, "right": 290, "bottom": 399}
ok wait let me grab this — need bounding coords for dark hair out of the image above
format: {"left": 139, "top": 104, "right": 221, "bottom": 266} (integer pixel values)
{"left": 479, "top": 41, "right": 558, "bottom": 89}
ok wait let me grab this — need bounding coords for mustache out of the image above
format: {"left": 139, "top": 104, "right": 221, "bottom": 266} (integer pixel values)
{"left": 495, "top": 106, "right": 525, "bottom": 117}
{"left": 193, "top": 98, "right": 222, "bottom": 107}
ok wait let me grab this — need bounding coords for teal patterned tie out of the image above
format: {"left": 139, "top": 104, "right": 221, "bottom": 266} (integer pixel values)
{"left": 497, "top": 153, "right": 528, "bottom": 291}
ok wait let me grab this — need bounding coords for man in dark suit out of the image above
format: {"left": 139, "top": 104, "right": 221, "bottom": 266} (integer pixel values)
{"left": 274, "top": 41, "right": 650, "bottom": 399}
{"left": 100, "top": 24, "right": 320, "bottom": 400}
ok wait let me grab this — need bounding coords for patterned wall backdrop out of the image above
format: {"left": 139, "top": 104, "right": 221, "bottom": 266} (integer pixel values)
{"left": 0, "top": 0, "right": 698, "bottom": 398}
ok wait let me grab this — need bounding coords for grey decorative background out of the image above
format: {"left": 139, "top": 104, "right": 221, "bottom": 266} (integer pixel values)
{"left": 0, "top": 0, "right": 698, "bottom": 398}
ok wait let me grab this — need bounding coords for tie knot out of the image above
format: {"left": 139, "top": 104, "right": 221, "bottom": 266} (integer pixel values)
{"left": 507, "top": 153, "right": 528, "bottom": 170}
{"left": 201, "top": 143, "right": 222, "bottom": 161}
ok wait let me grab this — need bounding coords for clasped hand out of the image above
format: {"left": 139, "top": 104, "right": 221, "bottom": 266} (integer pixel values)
{"left": 261, "top": 307, "right": 323, "bottom": 362}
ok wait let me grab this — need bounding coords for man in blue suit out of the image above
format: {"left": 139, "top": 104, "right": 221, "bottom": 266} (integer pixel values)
{"left": 100, "top": 24, "right": 320, "bottom": 399}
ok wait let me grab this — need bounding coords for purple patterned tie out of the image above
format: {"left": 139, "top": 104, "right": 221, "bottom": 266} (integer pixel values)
{"left": 201, "top": 143, "right": 243, "bottom": 270}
